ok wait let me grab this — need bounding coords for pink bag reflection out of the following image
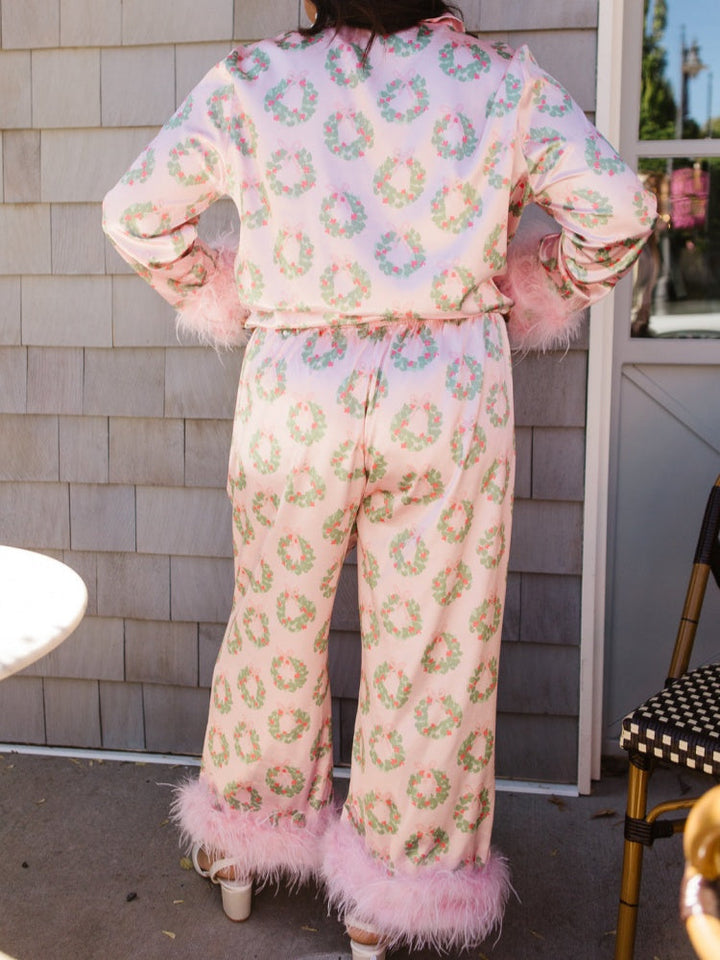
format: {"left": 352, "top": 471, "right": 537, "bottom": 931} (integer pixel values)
{"left": 671, "top": 164, "right": 709, "bottom": 230}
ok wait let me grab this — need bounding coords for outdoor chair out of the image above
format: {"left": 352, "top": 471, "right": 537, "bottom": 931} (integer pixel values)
{"left": 614, "top": 473, "right": 720, "bottom": 960}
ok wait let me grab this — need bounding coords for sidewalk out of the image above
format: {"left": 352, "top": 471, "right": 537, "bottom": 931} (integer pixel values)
{"left": 0, "top": 752, "right": 701, "bottom": 960}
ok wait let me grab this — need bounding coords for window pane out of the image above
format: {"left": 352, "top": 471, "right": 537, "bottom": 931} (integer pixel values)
{"left": 632, "top": 157, "right": 720, "bottom": 337}
{"left": 640, "top": 0, "right": 719, "bottom": 140}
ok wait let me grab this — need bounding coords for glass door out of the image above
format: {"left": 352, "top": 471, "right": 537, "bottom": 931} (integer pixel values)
{"left": 602, "top": 0, "right": 720, "bottom": 758}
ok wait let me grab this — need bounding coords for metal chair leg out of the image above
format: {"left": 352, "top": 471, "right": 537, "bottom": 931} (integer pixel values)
{"left": 615, "top": 755, "right": 651, "bottom": 960}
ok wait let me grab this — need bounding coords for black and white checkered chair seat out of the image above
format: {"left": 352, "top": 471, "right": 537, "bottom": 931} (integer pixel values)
{"left": 620, "top": 662, "right": 720, "bottom": 776}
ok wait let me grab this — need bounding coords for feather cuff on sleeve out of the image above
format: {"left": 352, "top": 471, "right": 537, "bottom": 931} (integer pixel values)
{"left": 497, "top": 226, "right": 586, "bottom": 353}
{"left": 175, "top": 238, "right": 250, "bottom": 349}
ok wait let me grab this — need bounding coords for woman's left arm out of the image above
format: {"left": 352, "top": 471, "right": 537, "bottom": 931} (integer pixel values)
{"left": 102, "top": 54, "right": 249, "bottom": 347}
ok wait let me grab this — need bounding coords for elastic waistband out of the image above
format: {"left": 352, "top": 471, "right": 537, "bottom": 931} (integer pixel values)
{"left": 248, "top": 310, "right": 507, "bottom": 333}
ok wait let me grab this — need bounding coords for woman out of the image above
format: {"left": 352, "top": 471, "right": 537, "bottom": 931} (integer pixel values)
{"left": 103, "top": 2, "right": 655, "bottom": 955}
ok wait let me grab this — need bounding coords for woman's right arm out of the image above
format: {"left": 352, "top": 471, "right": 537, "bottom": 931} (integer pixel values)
{"left": 497, "top": 45, "right": 657, "bottom": 352}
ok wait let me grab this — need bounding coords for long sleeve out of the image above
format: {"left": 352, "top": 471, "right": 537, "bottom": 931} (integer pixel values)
{"left": 102, "top": 57, "right": 249, "bottom": 347}
{"left": 497, "top": 46, "right": 656, "bottom": 351}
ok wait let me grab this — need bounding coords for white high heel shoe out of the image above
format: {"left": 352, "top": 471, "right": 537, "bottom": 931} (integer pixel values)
{"left": 349, "top": 941, "right": 387, "bottom": 960}
{"left": 191, "top": 844, "right": 253, "bottom": 922}
{"left": 346, "top": 916, "right": 388, "bottom": 960}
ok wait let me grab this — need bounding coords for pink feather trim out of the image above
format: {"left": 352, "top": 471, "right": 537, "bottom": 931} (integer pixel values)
{"left": 497, "top": 226, "right": 586, "bottom": 353}
{"left": 321, "top": 818, "right": 511, "bottom": 952}
{"left": 171, "top": 776, "right": 336, "bottom": 886}
{"left": 175, "top": 239, "right": 250, "bottom": 350}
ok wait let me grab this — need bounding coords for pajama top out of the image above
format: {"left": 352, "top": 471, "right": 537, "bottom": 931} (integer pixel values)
{"left": 102, "top": 14, "right": 655, "bottom": 335}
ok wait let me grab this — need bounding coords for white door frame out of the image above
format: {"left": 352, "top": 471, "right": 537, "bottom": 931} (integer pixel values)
{"left": 579, "top": 0, "right": 633, "bottom": 791}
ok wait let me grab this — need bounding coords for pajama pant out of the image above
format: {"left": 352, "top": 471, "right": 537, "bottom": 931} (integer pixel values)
{"left": 174, "top": 314, "right": 514, "bottom": 950}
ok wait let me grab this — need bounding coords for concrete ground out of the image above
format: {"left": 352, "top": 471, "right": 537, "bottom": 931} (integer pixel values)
{"left": 0, "top": 751, "right": 708, "bottom": 960}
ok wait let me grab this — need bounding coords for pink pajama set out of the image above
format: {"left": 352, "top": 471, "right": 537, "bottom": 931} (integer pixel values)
{"left": 103, "top": 14, "right": 655, "bottom": 950}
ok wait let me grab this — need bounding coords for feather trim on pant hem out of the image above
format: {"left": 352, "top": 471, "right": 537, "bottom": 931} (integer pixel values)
{"left": 171, "top": 776, "right": 336, "bottom": 887}
{"left": 322, "top": 818, "right": 511, "bottom": 952}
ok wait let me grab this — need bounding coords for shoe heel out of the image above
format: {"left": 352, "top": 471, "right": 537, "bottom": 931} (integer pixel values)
{"left": 220, "top": 878, "right": 253, "bottom": 922}
{"left": 350, "top": 940, "right": 386, "bottom": 960}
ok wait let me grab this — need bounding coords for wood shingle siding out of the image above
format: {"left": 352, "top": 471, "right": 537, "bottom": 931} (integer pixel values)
{"left": 0, "top": 0, "right": 596, "bottom": 784}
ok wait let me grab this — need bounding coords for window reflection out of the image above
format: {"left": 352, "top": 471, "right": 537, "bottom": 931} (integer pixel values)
{"left": 640, "top": 0, "right": 718, "bottom": 141}
{"left": 632, "top": 158, "right": 720, "bottom": 337}
{"left": 634, "top": 1, "right": 720, "bottom": 337}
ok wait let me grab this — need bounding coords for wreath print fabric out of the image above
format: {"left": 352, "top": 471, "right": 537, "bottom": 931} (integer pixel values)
{"left": 103, "top": 19, "right": 655, "bottom": 332}
{"left": 205, "top": 315, "right": 513, "bottom": 873}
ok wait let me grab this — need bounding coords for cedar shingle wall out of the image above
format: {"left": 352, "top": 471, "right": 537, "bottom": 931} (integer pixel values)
{"left": 0, "top": 0, "right": 598, "bottom": 782}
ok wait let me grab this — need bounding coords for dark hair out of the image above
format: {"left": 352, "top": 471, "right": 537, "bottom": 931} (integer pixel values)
{"left": 302, "top": 1, "right": 462, "bottom": 51}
